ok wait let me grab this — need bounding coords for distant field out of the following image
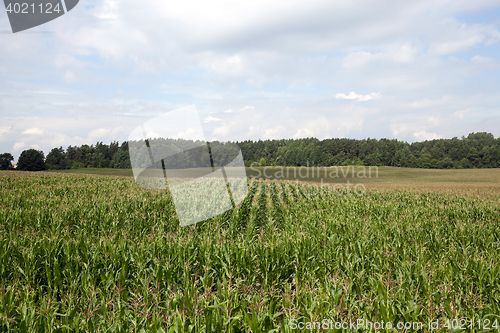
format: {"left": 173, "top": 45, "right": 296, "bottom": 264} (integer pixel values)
{"left": 246, "top": 166, "right": 500, "bottom": 190}
{"left": 1, "top": 170, "right": 499, "bottom": 331}
{"left": 44, "top": 166, "right": 500, "bottom": 193}
{"left": 43, "top": 168, "right": 134, "bottom": 177}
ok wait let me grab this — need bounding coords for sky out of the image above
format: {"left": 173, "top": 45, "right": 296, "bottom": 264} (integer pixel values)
{"left": 1, "top": 0, "right": 500, "bottom": 161}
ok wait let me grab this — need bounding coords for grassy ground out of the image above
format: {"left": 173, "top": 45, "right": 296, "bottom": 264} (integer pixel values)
{"left": 1, "top": 170, "right": 499, "bottom": 331}
{"left": 43, "top": 168, "right": 134, "bottom": 177}
{"left": 45, "top": 166, "right": 500, "bottom": 192}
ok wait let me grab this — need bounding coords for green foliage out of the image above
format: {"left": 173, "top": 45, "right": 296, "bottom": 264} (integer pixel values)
{"left": 8, "top": 132, "right": 497, "bottom": 173}
{"left": 16, "top": 149, "right": 45, "bottom": 171}
{"left": 0, "top": 153, "right": 14, "bottom": 170}
{"left": 110, "top": 150, "right": 131, "bottom": 169}
{"left": 239, "top": 132, "right": 500, "bottom": 169}
{"left": 1, "top": 172, "right": 499, "bottom": 331}
{"left": 70, "top": 162, "right": 85, "bottom": 169}
{"left": 45, "top": 147, "right": 67, "bottom": 170}
{"left": 61, "top": 141, "right": 122, "bottom": 169}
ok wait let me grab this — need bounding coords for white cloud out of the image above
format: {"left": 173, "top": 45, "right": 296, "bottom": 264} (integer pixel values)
{"left": 342, "top": 42, "right": 419, "bottom": 69}
{"left": 471, "top": 55, "right": 495, "bottom": 68}
{"left": 53, "top": 54, "right": 84, "bottom": 69}
{"left": 145, "top": 131, "right": 161, "bottom": 139}
{"left": 342, "top": 51, "right": 373, "bottom": 68}
{"left": 408, "top": 96, "right": 452, "bottom": 109}
{"left": 293, "top": 128, "right": 314, "bottom": 139}
{"left": 427, "top": 18, "right": 496, "bottom": 56}
{"left": 174, "top": 128, "right": 205, "bottom": 141}
{"left": 64, "top": 71, "right": 77, "bottom": 83}
{"left": 453, "top": 108, "right": 470, "bottom": 120}
{"left": 0, "top": 111, "right": 144, "bottom": 159}
{"left": 88, "top": 128, "right": 126, "bottom": 141}
{"left": 335, "top": 92, "right": 379, "bottom": 101}
{"left": 385, "top": 42, "right": 419, "bottom": 63}
{"left": 391, "top": 123, "right": 410, "bottom": 137}
{"left": 12, "top": 142, "right": 26, "bottom": 152}
{"left": 0, "top": 127, "right": 12, "bottom": 135}
{"left": 22, "top": 128, "right": 44, "bottom": 135}
{"left": 413, "top": 131, "right": 443, "bottom": 141}
{"left": 262, "top": 125, "right": 286, "bottom": 139}
{"left": 430, "top": 35, "right": 485, "bottom": 55}
{"left": 335, "top": 106, "right": 368, "bottom": 136}
{"left": 212, "top": 123, "right": 229, "bottom": 138}
{"left": 426, "top": 116, "right": 440, "bottom": 126}
{"left": 239, "top": 106, "right": 254, "bottom": 112}
{"left": 95, "top": 0, "right": 120, "bottom": 20}
{"left": 409, "top": 99, "right": 434, "bottom": 108}
{"left": 224, "top": 109, "right": 234, "bottom": 113}
{"left": 0, "top": 126, "right": 12, "bottom": 144}
{"left": 227, "top": 56, "right": 241, "bottom": 65}
{"left": 485, "top": 29, "right": 500, "bottom": 46}
{"left": 208, "top": 55, "right": 245, "bottom": 77}
{"left": 203, "top": 116, "right": 223, "bottom": 122}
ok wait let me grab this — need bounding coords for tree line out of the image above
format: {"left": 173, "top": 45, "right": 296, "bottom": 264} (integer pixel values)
{"left": 0, "top": 132, "right": 499, "bottom": 171}
{"left": 0, "top": 141, "right": 131, "bottom": 171}
{"left": 239, "top": 132, "right": 500, "bottom": 169}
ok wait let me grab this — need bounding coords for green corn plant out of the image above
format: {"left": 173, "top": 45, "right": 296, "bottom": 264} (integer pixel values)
{"left": 0, "top": 171, "right": 499, "bottom": 332}
{"left": 269, "top": 182, "right": 284, "bottom": 228}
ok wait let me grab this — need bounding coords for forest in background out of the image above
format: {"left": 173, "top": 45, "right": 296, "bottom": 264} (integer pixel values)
{"left": 1, "top": 132, "right": 499, "bottom": 171}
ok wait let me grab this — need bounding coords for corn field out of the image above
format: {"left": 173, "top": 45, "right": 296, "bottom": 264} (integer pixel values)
{"left": 0, "top": 171, "right": 500, "bottom": 332}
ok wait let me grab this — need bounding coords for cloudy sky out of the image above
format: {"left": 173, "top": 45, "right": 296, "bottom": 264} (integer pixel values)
{"left": 1, "top": 0, "right": 500, "bottom": 160}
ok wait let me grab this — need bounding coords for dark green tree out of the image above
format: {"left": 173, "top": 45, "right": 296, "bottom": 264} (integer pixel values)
{"left": 394, "top": 146, "right": 412, "bottom": 167}
{"left": 0, "top": 153, "right": 14, "bottom": 170}
{"left": 38, "top": 132, "right": 500, "bottom": 170}
{"left": 17, "top": 149, "right": 45, "bottom": 171}
{"left": 45, "top": 147, "right": 67, "bottom": 170}
{"left": 110, "top": 150, "right": 131, "bottom": 169}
